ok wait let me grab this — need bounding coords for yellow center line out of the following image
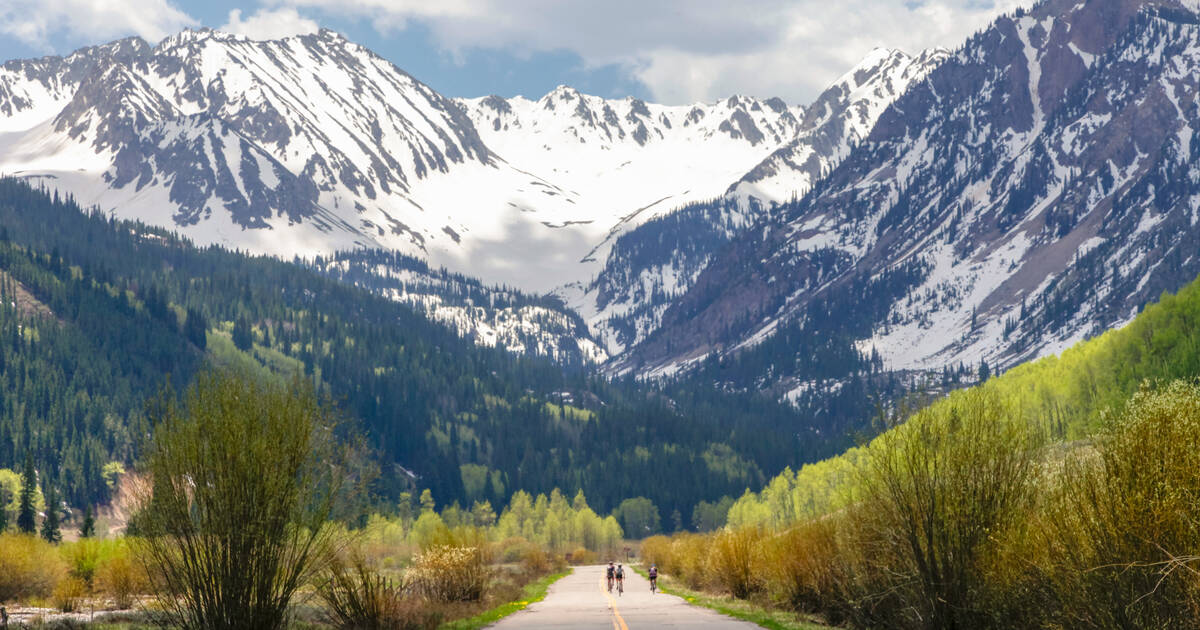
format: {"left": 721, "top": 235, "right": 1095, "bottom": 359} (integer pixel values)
{"left": 598, "top": 573, "right": 629, "bottom": 630}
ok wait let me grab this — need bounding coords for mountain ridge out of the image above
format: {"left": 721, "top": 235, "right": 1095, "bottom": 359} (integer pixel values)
{"left": 614, "top": 0, "right": 1200, "bottom": 396}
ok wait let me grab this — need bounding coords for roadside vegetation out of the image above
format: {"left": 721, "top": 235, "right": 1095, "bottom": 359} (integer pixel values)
{"left": 641, "top": 277, "right": 1200, "bottom": 629}
{"left": 0, "top": 368, "right": 607, "bottom": 629}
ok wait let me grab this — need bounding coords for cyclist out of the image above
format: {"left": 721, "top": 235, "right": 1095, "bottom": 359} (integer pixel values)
{"left": 648, "top": 563, "right": 659, "bottom": 592}
{"left": 615, "top": 563, "right": 626, "bottom": 595}
{"left": 606, "top": 561, "right": 616, "bottom": 592}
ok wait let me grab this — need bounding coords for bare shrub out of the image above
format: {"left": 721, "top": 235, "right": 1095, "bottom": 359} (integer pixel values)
{"left": 639, "top": 535, "right": 672, "bottom": 569}
{"left": 317, "top": 555, "right": 439, "bottom": 630}
{"left": 668, "top": 533, "right": 712, "bottom": 589}
{"left": 759, "top": 519, "right": 843, "bottom": 614}
{"left": 520, "top": 545, "right": 550, "bottom": 576}
{"left": 412, "top": 544, "right": 491, "bottom": 603}
{"left": 568, "top": 546, "right": 596, "bottom": 565}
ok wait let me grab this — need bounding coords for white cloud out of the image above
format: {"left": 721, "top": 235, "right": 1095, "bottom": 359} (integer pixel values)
{"left": 0, "top": 0, "right": 195, "bottom": 51}
{"left": 221, "top": 7, "right": 319, "bottom": 40}
{"left": 277, "top": 0, "right": 1030, "bottom": 104}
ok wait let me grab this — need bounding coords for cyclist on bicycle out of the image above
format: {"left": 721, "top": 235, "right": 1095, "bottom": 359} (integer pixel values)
{"left": 606, "top": 562, "right": 616, "bottom": 592}
{"left": 648, "top": 563, "right": 659, "bottom": 592}
{"left": 615, "top": 564, "right": 626, "bottom": 595}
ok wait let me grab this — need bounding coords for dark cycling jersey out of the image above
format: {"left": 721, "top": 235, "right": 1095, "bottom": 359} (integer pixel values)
{"left": 649, "top": 568, "right": 658, "bottom": 578}
{"left": 606, "top": 566, "right": 615, "bottom": 579}
{"left": 616, "top": 568, "right": 625, "bottom": 579}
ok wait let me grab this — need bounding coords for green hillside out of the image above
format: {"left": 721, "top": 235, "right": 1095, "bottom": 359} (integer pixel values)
{"left": 727, "top": 275, "right": 1200, "bottom": 528}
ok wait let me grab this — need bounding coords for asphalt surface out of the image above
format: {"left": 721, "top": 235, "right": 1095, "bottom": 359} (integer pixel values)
{"left": 488, "top": 564, "right": 763, "bottom": 629}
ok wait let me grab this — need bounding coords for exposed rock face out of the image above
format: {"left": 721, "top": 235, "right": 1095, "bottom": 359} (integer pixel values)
{"left": 615, "top": 0, "right": 1200, "bottom": 390}
{"left": 564, "top": 48, "right": 948, "bottom": 357}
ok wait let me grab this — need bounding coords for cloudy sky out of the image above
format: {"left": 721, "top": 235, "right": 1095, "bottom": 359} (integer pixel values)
{"left": 0, "top": 0, "right": 1028, "bottom": 104}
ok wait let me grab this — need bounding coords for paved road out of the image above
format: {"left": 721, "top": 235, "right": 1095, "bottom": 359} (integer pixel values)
{"left": 489, "top": 565, "right": 762, "bottom": 629}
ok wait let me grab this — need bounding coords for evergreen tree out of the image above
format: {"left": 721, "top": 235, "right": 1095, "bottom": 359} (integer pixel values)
{"left": 232, "top": 315, "right": 253, "bottom": 352}
{"left": 0, "top": 483, "right": 7, "bottom": 532}
{"left": 40, "top": 483, "right": 61, "bottom": 543}
{"left": 80, "top": 504, "right": 95, "bottom": 538}
{"left": 17, "top": 452, "right": 37, "bottom": 534}
{"left": 979, "top": 359, "right": 992, "bottom": 383}
{"left": 184, "top": 306, "right": 207, "bottom": 350}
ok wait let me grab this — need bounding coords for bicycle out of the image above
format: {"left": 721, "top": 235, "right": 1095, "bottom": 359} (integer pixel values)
{"left": 650, "top": 577, "right": 657, "bottom": 593}
{"left": 607, "top": 576, "right": 614, "bottom": 593}
{"left": 617, "top": 578, "right": 624, "bottom": 596}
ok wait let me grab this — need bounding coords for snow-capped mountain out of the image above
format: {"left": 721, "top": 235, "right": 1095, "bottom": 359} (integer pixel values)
{"left": 729, "top": 47, "right": 950, "bottom": 204}
{"left": 615, "top": 0, "right": 1200, "bottom": 391}
{"left": 0, "top": 30, "right": 815, "bottom": 294}
{"left": 309, "top": 250, "right": 607, "bottom": 365}
{"left": 564, "top": 48, "right": 949, "bottom": 356}
{"left": 0, "top": 27, "right": 840, "bottom": 362}
{"left": 457, "top": 88, "right": 805, "bottom": 268}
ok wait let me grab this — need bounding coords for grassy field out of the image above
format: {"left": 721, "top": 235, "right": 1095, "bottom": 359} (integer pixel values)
{"left": 437, "top": 568, "right": 571, "bottom": 630}
{"left": 631, "top": 565, "right": 835, "bottom": 630}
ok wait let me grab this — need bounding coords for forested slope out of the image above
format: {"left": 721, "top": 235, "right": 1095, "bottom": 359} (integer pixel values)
{"left": 0, "top": 178, "right": 848, "bottom": 520}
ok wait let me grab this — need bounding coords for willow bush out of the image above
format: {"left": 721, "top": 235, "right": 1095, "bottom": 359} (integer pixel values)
{"left": 707, "top": 526, "right": 765, "bottom": 598}
{"left": 838, "top": 388, "right": 1043, "bottom": 629}
{"left": 136, "top": 370, "right": 342, "bottom": 630}
{"left": 412, "top": 543, "right": 491, "bottom": 603}
{"left": 758, "top": 519, "right": 844, "bottom": 616}
{"left": 1030, "top": 380, "right": 1200, "bottom": 628}
{"left": 0, "top": 533, "right": 65, "bottom": 601}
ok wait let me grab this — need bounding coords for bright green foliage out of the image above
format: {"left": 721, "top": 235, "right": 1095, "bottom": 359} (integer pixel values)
{"left": 731, "top": 275, "right": 1200, "bottom": 529}
{"left": 494, "top": 489, "right": 623, "bottom": 555}
{"left": 0, "top": 467, "right": 43, "bottom": 529}
{"left": 615, "top": 497, "right": 661, "bottom": 536}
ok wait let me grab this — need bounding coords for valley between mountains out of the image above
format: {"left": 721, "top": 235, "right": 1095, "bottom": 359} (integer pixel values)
{"left": 5, "top": 0, "right": 1200, "bottom": 628}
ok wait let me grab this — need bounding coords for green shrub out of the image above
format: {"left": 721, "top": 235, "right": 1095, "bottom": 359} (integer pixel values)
{"left": 852, "top": 388, "right": 1042, "bottom": 629}
{"left": 135, "top": 371, "right": 342, "bottom": 630}
{"left": 0, "top": 533, "right": 66, "bottom": 601}
{"left": 96, "top": 546, "right": 149, "bottom": 609}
